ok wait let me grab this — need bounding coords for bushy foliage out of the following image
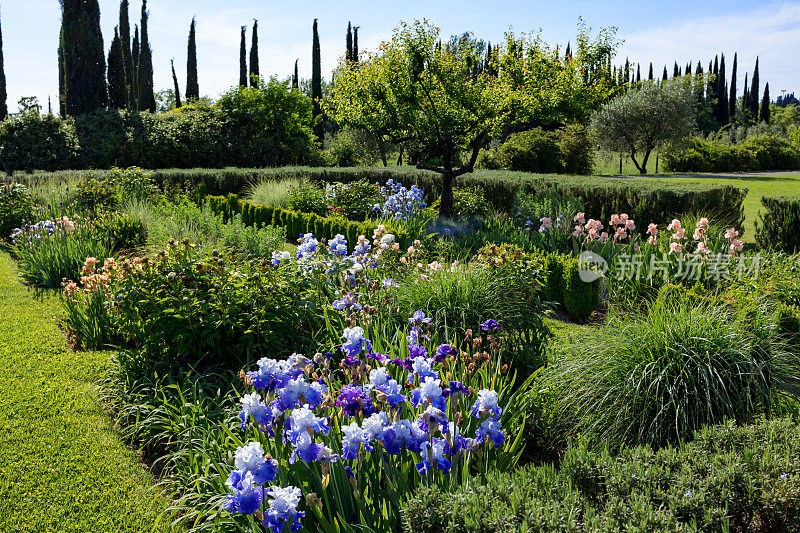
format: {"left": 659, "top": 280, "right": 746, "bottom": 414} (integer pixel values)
{"left": 112, "top": 245, "right": 322, "bottom": 370}
{"left": 0, "top": 112, "right": 78, "bottom": 172}
{"left": 286, "top": 181, "right": 327, "bottom": 216}
{"left": 539, "top": 295, "right": 800, "bottom": 450}
{"left": 325, "top": 127, "right": 383, "bottom": 167}
{"left": 403, "top": 417, "right": 800, "bottom": 532}
{"left": 324, "top": 179, "right": 382, "bottom": 221}
{"left": 0, "top": 81, "right": 321, "bottom": 171}
{"left": 0, "top": 183, "right": 36, "bottom": 241}
{"left": 93, "top": 212, "right": 147, "bottom": 252}
{"left": 663, "top": 134, "right": 800, "bottom": 172}
{"left": 72, "top": 167, "right": 158, "bottom": 211}
{"left": 560, "top": 257, "right": 600, "bottom": 320}
{"left": 478, "top": 125, "right": 594, "bottom": 175}
{"left": 755, "top": 195, "right": 800, "bottom": 253}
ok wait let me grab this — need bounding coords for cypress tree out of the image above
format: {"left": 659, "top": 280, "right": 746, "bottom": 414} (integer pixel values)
{"left": 60, "top": 0, "right": 108, "bottom": 116}
{"left": 312, "top": 18, "right": 323, "bottom": 140}
{"left": 743, "top": 72, "right": 749, "bottom": 117}
{"left": 138, "top": 1, "right": 155, "bottom": 112}
{"left": 761, "top": 82, "right": 770, "bottom": 123}
{"left": 353, "top": 26, "right": 359, "bottom": 62}
{"left": 171, "top": 59, "right": 182, "bottom": 109}
{"left": 58, "top": 28, "right": 66, "bottom": 116}
{"left": 729, "top": 53, "right": 737, "bottom": 120}
{"left": 717, "top": 54, "right": 726, "bottom": 123}
{"left": 0, "top": 8, "right": 6, "bottom": 121}
{"left": 239, "top": 26, "right": 247, "bottom": 88}
{"left": 624, "top": 58, "right": 630, "bottom": 84}
{"left": 686, "top": 62, "right": 692, "bottom": 76}
{"left": 673, "top": 62, "right": 679, "bottom": 77}
{"left": 48, "top": 96, "right": 52, "bottom": 115}
{"left": 636, "top": 64, "right": 640, "bottom": 83}
{"left": 119, "top": 0, "right": 133, "bottom": 109}
{"left": 662, "top": 66, "right": 668, "bottom": 81}
{"left": 292, "top": 59, "right": 298, "bottom": 89}
{"left": 694, "top": 61, "right": 704, "bottom": 102}
{"left": 750, "top": 57, "right": 760, "bottom": 119}
{"left": 107, "top": 27, "right": 128, "bottom": 109}
{"left": 346, "top": 22, "right": 353, "bottom": 61}
{"left": 707, "top": 60, "right": 715, "bottom": 109}
{"left": 131, "top": 24, "right": 139, "bottom": 107}
{"left": 186, "top": 18, "right": 199, "bottom": 100}
{"left": 648, "top": 62, "right": 653, "bottom": 80}
{"left": 249, "top": 20, "right": 259, "bottom": 87}
{"left": 565, "top": 41, "right": 571, "bottom": 60}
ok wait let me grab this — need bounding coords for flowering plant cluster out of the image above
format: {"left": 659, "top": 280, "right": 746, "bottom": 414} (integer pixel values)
{"left": 10, "top": 216, "right": 77, "bottom": 243}
{"left": 223, "top": 310, "right": 528, "bottom": 531}
{"left": 372, "top": 179, "right": 427, "bottom": 220}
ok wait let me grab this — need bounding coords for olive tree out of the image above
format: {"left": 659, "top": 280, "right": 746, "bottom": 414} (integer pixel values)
{"left": 325, "top": 20, "right": 616, "bottom": 217}
{"left": 591, "top": 80, "right": 696, "bottom": 174}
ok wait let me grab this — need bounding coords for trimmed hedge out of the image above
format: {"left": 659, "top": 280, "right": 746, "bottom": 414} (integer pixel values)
{"left": 403, "top": 417, "right": 800, "bottom": 532}
{"left": 755, "top": 195, "right": 800, "bottom": 253}
{"left": 205, "top": 194, "right": 408, "bottom": 249}
{"left": 663, "top": 134, "right": 800, "bottom": 173}
{"left": 12, "top": 167, "right": 747, "bottom": 229}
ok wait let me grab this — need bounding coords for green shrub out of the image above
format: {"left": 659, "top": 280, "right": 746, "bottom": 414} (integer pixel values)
{"left": 540, "top": 252, "right": 567, "bottom": 305}
{"left": 539, "top": 296, "right": 800, "bottom": 450}
{"left": 403, "top": 417, "right": 800, "bottom": 532}
{"left": 113, "top": 246, "right": 321, "bottom": 369}
{"left": 479, "top": 128, "right": 563, "bottom": 173}
{"left": 287, "top": 181, "right": 327, "bottom": 216}
{"left": 0, "top": 112, "right": 77, "bottom": 172}
{"left": 755, "top": 195, "right": 800, "bottom": 253}
{"left": 325, "top": 128, "right": 382, "bottom": 167}
{"left": 94, "top": 212, "right": 147, "bottom": 252}
{"left": 560, "top": 258, "right": 600, "bottom": 320}
{"left": 0, "top": 182, "right": 37, "bottom": 241}
{"left": 663, "top": 134, "right": 800, "bottom": 172}
{"left": 245, "top": 178, "right": 300, "bottom": 208}
{"left": 559, "top": 124, "right": 595, "bottom": 174}
{"left": 325, "top": 179, "right": 381, "bottom": 221}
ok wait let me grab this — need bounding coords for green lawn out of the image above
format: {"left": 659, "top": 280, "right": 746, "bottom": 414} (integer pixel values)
{"left": 0, "top": 253, "right": 170, "bottom": 532}
{"left": 655, "top": 174, "right": 800, "bottom": 241}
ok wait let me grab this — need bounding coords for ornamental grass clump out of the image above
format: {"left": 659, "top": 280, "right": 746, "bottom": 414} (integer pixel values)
{"left": 539, "top": 295, "right": 800, "bottom": 450}
{"left": 221, "top": 311, "right": 533, "bottom": 532}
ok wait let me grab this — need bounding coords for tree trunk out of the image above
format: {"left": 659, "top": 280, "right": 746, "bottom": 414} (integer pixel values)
{"left": 639, "top": 148, "right": 652, "bottom": 174}
{"left": 397, "top": 144, "right": 404, "bottom": 166}
{"left": 379, "top": 142, "right": 388, "bottom": 167}
{"left": 439, "top": 172, "right": 455, "bottom": 218}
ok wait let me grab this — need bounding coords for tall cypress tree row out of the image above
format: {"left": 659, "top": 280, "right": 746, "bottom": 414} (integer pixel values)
{"left": 624, "top": 58, "right": 630, "bottom": 84}
{"left": 131, "top": 24, "right": 139, "bottom": 108}
{"left": 729, "top": 52, "right": 737, "bottom": 120}
{"left": 686, "top": 62, "right": 692, "bottom": 76}
{"left": 186, "top": 17, "right": 199, "bottom": 100}
{"left": 138, "top": 1, "right": 156, "bottom": 112}
{"left": 119, "top": 0, "right": 133, "bottom": 109}
{"left": 0, "top": 8, "right": 6, "bottom": 121}
{"left": 647, "top": 63, "right": 653, "bottom": 80}
{"left": 673, "top": 62, "right": 679, "bottom": 77}
{"left": 239, "top": 26, "right": 247, "bottom": 88}
{"left": 171, "top": 59, "right": 182, "bottom": 108}
{"left": 706, "top": 60, "right": 715, "bottom": 108}
{"left": 249, "top": 20, "right": 259, "bottom": 87}
{"left": 636, "top": 64, "right": 641, "bottom": 83}
{"left": 353, "top": 26, "right": 359, "bottom": 62}
{"left": 749, "top": 57, "right": 760, "bottom": 119}
{"left": 760, "top": 82, "right": 770, "bottom": 123}
{"left": 61, "top": 0, "right": 108, "bottom": 116}
{"left": 346, "top": 22, "right": 353, "bottom": 61}
{"left": 107, "top": 27, "right": 128, "bottom": 109}
{"left": 662, "top": 66, "right": 668, "bottom": 81}
{"left": 312, "top": 18, "right": 323, "bottom": 140}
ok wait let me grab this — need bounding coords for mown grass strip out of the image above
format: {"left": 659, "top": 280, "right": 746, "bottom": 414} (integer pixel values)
{"left": 0, "top": 253, "right": 170, "bottom": 533}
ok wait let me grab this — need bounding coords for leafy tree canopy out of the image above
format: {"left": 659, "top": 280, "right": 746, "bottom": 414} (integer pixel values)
{"left": 325, "top": 19, "right": 618, "bottom": 216}
{"left": 590, "top": 79, "right": 696, "bottom": 174}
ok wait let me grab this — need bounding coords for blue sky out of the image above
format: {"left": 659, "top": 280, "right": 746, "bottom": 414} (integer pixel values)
{"left": 2, "top": 0, "right": 799, "bottom": 112}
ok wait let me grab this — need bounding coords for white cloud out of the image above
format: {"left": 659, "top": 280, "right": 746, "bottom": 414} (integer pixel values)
{"left": 619, "top": 2, "right": 800, "bottom": 97}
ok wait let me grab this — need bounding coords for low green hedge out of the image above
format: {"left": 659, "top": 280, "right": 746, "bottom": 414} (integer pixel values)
{"left": 12, "top": 167, "right": 747, "bottom": 229}
{"left": 205, "top": 194, "right": 408, "bottom": 249}
{"left": 403, "top": 417, "right": 800, "bottom": 532}
{"left": 755, "top": 195, "right": 800, "bottom": 253}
